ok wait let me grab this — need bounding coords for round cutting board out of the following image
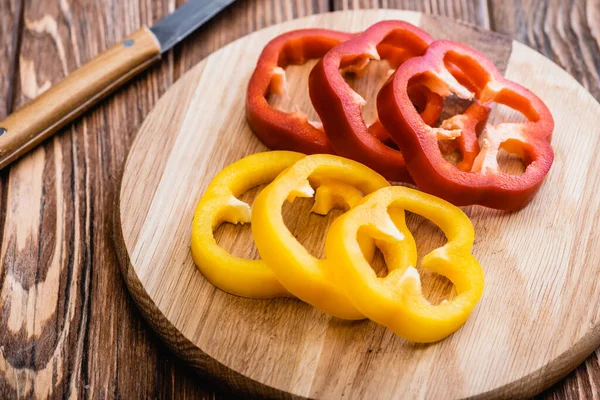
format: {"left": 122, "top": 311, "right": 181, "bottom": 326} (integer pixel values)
{"left": 114, "top": 10, "right": 600, "bottom": 399}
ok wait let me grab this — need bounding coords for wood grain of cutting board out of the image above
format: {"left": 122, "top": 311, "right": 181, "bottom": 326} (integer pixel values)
{"left": 113, "top": 10, "right": 600, "bottom": 399}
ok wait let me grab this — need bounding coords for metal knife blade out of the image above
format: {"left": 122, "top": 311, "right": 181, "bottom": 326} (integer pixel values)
{"left": 151, "top": 0, "right": 236, "bottom": 53}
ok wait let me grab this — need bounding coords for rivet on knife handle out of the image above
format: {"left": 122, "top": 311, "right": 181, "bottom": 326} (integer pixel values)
{"left": 0, "top": 27, "right": 161, "bottom": 169}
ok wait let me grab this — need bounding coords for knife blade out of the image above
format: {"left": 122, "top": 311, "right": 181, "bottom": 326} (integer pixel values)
{"left": 0, "top": 0, "right": 236, "bottom": 170}
{"left": 151, "top": 0, "right": 236, "bottom": 53}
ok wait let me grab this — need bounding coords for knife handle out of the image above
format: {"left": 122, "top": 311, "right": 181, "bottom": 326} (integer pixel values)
{"left": 0, "top": 26, "right": 161, "bottom": 169}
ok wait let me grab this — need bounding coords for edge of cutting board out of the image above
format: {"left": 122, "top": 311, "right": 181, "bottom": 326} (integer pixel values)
{"left": 114, "top": 214, "right": 600, "bottom": 399}
{"left": 114, "top": 10, "right": 600, "bottom": 399}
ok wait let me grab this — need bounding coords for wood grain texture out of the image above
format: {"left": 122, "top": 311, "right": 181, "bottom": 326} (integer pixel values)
{"left": 0, "top": 27, "right": 161, "bottom": 169}
{"left": 0, "top": 0, "right": 328, "bottom": 398}
{"left": 117, "top": 10, "right": 600, "bottom": 399}
{"left": 0, "top": 0, "right": 182, "bottom": 397}
{"left": 0, "top": 0, "right": 215, "bottom": 398}
{"left": 0, "top": 0, "right": 22, "bottom": 118}
{"left": 487, "top": 2, "right": 600, "bottom": 398}
{"left": 333, "top": 0, "right": 490, "bottom": 27}
{"left": 490, "top": 0, "right": 600, "bottom": 100}
{"left": 2, "top": 0, "right": 600, "bottom": 399}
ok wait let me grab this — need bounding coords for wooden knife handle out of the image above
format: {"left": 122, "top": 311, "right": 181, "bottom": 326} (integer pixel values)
{"left": 0, "top": 26, "right": 161, "bottom": 169}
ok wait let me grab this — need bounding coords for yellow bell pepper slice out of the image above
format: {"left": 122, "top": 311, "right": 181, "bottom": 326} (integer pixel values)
{"left": 191, "top": 151, "right": 369, "bottom": 299}
{"left": 251, "top": 154, "right": 417, "bottom": 319}
{"left": 325, "top": 186, "right": 485, "bottom": 342}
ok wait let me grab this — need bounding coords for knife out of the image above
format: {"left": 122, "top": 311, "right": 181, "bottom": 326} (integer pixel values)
{"left": 0, "top": 0, "right": 236, "bottom": 169}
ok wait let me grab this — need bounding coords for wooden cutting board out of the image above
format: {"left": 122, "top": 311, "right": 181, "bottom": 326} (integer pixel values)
{"left": 114, "top": 10, "right": 600, "bottom": 399}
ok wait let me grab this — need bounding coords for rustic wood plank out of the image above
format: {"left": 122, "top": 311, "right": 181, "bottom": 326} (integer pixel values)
{"left": 0, "top": 0, "right": 22, "bottom": 118}
{"left": 0, "top": 0, "right": 180, "bottom": 397}
{"left": 0, "top": 0, "right": 328, "bottom": 398}
{"left": 173, "top": 0, "right": 330, "bottom": 77}
{"left": 0, "top": 0, "right": 22, "bottom": 282}
{"left": 490, "top": 0, "right": 600, "bottom": 100}
{"left": 0, "top": 0, "right": 200, "bottom": 398}
{"left": 0, "top": 1, "right": 25, "bottom": 398}
{"left": 1, "top": 0, "right": 599, "bottom": 398}
{"left": 332, "top": 0, "right": 490, "bottom": 27}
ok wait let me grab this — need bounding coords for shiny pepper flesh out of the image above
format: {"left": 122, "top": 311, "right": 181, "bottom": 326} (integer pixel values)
{"left": 251, "top": 154, "right": 418, "bottom": 319}
{"left": 191, "top": 151, "right": 372, "bottom": 299}
{"left": 246, "top": 29, "right": 353, "bottom": 154}
{"left": 377, "top": 40, "right": 554, "bottom": 210}
{"left": 325, "top": 185, "right": 484, "bottom": 342}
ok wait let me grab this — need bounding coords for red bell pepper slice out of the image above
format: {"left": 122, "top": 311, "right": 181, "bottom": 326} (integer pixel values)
{"left": 377, "top": 40, "right": 554, "bottom": 210}
{"left": 247, "top": 29, "right": 353, "bottom": 154}
{"left": 308, "top": 20, "right": 438, "bottom": 182}
{"left": 369, "top": 85, "right": 443, "bottom": 146}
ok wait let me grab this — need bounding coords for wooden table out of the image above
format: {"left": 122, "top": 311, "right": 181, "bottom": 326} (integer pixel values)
{"left": 0, "top": 0, "right": 598, "bottom": 398}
